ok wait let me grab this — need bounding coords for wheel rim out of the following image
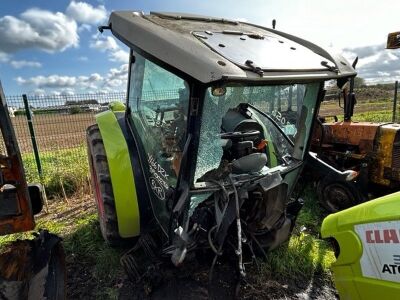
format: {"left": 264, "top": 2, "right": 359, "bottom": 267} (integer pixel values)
{"left": 323, "top": 183, "right": 355, "bottom": 212}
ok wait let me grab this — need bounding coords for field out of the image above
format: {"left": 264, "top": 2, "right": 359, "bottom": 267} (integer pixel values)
{"left": 10, "top": 113, "right": 96, "bottom": 153}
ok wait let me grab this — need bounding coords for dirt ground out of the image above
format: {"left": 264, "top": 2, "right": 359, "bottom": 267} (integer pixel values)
{"left": 10, "top": 113, "right": 96, "bottom": 153}
{"left": 118, "top": 262, "right": 337, "bottom": 300}
{"left": 319, "top": 99, "right": 393, "bottom": 116}
{"left": 37, "top": 197, "right": 337, "bottom": 300}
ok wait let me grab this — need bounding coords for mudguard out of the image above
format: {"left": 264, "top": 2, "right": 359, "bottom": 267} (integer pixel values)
{"left": 321, "top": 192, "right": 400, "bottom": 299}
{"left": 95, "top": 110, "right": 140, "bottom": 238}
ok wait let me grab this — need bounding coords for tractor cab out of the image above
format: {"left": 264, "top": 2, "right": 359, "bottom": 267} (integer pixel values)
{"left": 87, "top": 11, "right": 356, "bottom": 279}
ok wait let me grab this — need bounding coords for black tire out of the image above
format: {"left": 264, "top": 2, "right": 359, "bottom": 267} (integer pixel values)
{"left": 87, "top": 124, "right": 134, "bottom": 246}
{"left": 317, "top": 175, "right": 365, "bottom": 213}
{"left": 43, "top": 243, "right": 66, "bottom": 300}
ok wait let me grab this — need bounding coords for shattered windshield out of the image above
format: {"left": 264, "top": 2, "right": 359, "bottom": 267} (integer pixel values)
{"left": 194, "top": 83, "right": 320, "bottom": 182}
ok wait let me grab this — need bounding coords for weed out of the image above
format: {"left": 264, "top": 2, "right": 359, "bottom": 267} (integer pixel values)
{"left": 261, "top": 233, "right": 335, "bottom": 281}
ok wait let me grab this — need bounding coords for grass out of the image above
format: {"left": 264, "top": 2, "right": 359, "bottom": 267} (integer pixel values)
{"left": 21, "top": 145, "right": 90, "bottom": 198}
{"left": 63, "top": 214, "right": 124, "bottom": 299}
{"left": 326, "top": 108, "right": 395, "bottom": 123}
{"left": 352, "top": 109, "right": 394, "bottom": 122}
{"left": 0, "top": 200, "right": 124, "bottom": 299}
{"left": 261, "top": 233, "right": 334, "bottom": 280}
{"left": 259, "top": 186, "right": 335, "bottom": 282}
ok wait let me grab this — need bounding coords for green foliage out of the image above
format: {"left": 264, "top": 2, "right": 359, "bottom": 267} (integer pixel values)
{"left": 354, "top": 77, "right": 365, "bottom": 88}
{"left": 352, "top": 109, "right": 394, "bottom": 122}
{"left": 14, "top": 110, "right": 26, "bottom": 116}
{"left": 69, "top": 106, "right": 82, "bottom": 114}
{"left": 65, "top": 100, "right": 98, "bottom": 106}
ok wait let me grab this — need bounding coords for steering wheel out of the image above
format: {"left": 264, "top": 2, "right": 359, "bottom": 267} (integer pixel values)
{"left": 219, "top": 130, "right": 260, "bottom": 140}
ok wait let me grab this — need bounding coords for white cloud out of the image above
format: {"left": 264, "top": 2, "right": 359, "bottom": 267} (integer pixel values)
{"left": 34, "top": 88, "right": 45, "bottom": 96}
{"left": 378, "top": 71, "right": 390, "bottom": 76}
{"left": 109, "top": 49, "right": 129, "bottom": 63}
{"left": 90, "top": 36, "right": 118, "bottom": 51}
{"left": 10, "top": 60, "right": 42, "bottom": 69}
{"left": 16, "top": 72, "right": 107, "bottom": 91}
{"left": 107, "top": 64, "right": 129, "bottom": 78}
{"left": 16, "top": 75, "right": 77, "bottom": 88}
{"left": 61, "top": 88, "right": 75, "bottom": 96}
{"left": 15, "top": 64, "right": 128, "bottom": 93}
{"left": 89, "top": 73, "right": 102, "bottom": 81}
{"left": 106, "top": 78, "right": 124, "bottom": 87}
{"left": 50, "top": 91, "right": 62, "bottom": 96}
{"left": 343, "top": 43, "right": 400, "bottom": 84}
{"left": 66, "top": 1, "right": 107, "bottom": 25}
{"left": 0, "top": 52, "right": 10, "bottom": 63}
{"left": 102, "top": 64, "right": 128, "bottom": 89}
{"left": 78, "top": 24, "right": 92, "bottom": 32}
{"left": 0, "top": 8, "right": 78, "bottom": 53}
{"left": 78, "top": 56, "right": 88, "bottom": 61}
{"left": 90, "top": 36, "right": 129, "bottom": 63}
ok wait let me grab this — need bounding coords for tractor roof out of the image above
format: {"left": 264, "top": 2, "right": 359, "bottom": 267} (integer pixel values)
{"left": 108, "top": 11, "right": 356, "bottom": 83}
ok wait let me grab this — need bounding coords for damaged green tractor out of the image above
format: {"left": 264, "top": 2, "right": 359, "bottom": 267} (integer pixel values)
{"left": 87, "top": 11, "right": 356, "bottom": 280}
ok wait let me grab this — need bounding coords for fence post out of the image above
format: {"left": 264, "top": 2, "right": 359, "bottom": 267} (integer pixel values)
{"left": 393, "top": 81, "right": 398, "bottom": 123}
{"left": 22, "top": 94, "right": 49, "bottom": 211}
{"left": 22, "top": 94, "right": 42, "bottom": 176}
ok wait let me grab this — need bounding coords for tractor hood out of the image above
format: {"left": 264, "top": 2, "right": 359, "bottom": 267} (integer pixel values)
{"left": 108, "top": 11, "right": 356, "bottom": 83}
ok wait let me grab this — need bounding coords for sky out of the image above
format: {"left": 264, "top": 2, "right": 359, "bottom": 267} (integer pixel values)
{"left": 0, "top": 0, "right": 400, "bottom": 95}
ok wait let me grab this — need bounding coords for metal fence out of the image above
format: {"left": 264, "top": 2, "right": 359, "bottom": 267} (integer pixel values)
{"left": 2, "top": 89, "right": 187, "bottom": 198}
{"left": 4, "top": 92, "right": 126, "bottom": 197}
{"left": 320, "top": 81, "right": 400, "bottom": 122}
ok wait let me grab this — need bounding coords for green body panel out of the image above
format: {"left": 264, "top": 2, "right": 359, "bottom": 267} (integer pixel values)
{"left": 321, "top": 192, "right": 400, "bottom": 299}
{"left": 96, "top": 110, "right": 140, "bottom": 237}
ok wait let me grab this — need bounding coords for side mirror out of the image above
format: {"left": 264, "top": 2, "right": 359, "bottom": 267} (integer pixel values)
{"left": 344, "top": 91, "right": 356, "bottom": 121}
{"left": 28, "top": 183, "right": 44, "bottom": 215}
{"left": 0, "top": 183, "right": 43, "bottom": 218}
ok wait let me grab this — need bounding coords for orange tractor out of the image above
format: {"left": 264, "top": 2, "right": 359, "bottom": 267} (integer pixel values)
{"left": 0, "top": 81, "right": 65, "bottom": 299}
{"left": 309, "top": 49, "right": 400, "bottom": 212}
